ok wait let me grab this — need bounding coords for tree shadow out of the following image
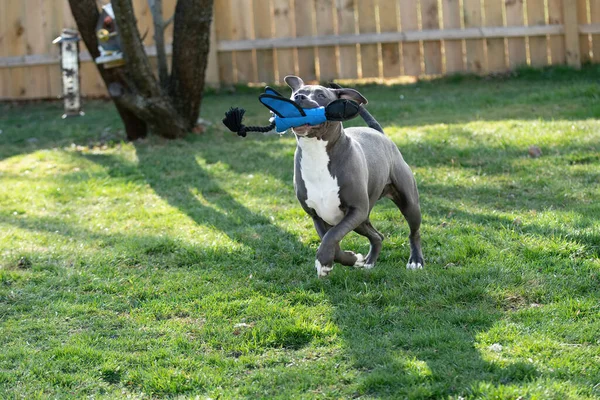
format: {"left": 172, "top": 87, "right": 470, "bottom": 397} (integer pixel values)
{"left": 320, "top": 269, "right": 539, "bottom": 398}
{"left": 3, "top": 68, "right": 599, "bottom": 396}
{"left": 128, "top": 137, "right": 312, "bottom": 280}
{"left": 124, "top": 136, "right": 543, "bottom": 397}
{"left": 0, "top": 100, "right": 122, "bottom": 163}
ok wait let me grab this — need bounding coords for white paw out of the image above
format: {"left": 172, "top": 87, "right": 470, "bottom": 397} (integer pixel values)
{"left": 406, "top": 262, "right": 423, "bottom": 270}
{"left": 353, "top": 253, "right": 365, "bottom": 268}
{"left": 364, "top": 263, "right": 375, "bottom": 269}
{"left": 315, "top": 260, "right": 333, "bottom": 277}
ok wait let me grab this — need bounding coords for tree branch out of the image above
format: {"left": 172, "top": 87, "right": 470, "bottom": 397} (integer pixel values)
{"left": 147, "top": 0, "right": 169, "bottom": 87}
{"left": 111, "top": 0, "right": 160, "bottom": 97}
{"left": 68, "top": 0, "right": 148, "bottom": 140}
{"left": 68, "top": 0, "right": 211, "bottom": 139}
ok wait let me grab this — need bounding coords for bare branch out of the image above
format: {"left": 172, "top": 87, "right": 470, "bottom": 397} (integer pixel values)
{"left": 140, "top": 27, "right": 150, "bottom": 43}
{"left": 112, "top": 0, "right": 160, "bottom": 97}
{"left": 147, "top": 0, "right": 169, "bottom": 87}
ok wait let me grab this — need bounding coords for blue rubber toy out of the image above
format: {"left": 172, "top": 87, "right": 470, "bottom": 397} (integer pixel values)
{"left": 259, "top": 87, "right": 327, "bottom": 133}
{"left": 223, "top": 86, "right": 360, "bottom": 137}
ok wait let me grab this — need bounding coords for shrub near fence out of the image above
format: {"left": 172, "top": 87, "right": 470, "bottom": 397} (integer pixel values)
{"left": 1, "top": 0, "right": 600, "bottom": 99}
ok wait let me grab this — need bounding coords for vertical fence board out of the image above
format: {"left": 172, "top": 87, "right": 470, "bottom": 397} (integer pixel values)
{"left": 273, "top": 0, "right": 296, "bottom": 83}
{"left": 80, "top": 62, "right": 105, "bottom": 97}
{"left": 295, "top": 0, "right": 317, "bottom": 81}
{"left": 590, "top": 0, "right": 600, "bottom": 61}
{"left": 399, "top": 0, "right": 422, "bottom": 75}
{"left": 313, "top": 0, "right": 336, "bottom": 81}
{"left": 0, "top": 0, "right": 11, "bottom": 97}
{"left": 357, "top": 0, "right": 380, "bottom": 78}
{"left": 527, "top": 0, "right": 550, "bottom": 66}
{"left": 48, "top": 1, "right": 71, "bottom": 98}
{"left": 7, "top": 1, "right": 27, "bottom": 98}
{"left": 442, "top": 0, "right": 464, "bottom": 73}
{"left": 162, "top": 0, "right": 177, "bottom": 44}
{"left": 24, "top": 0, "right": 50, "bottom": 98}
{"left": 379, "top": 0, "right": 402, "bottom": 77}
{"left": 230, "top": 0, "right": 255, "bottom": 83}
{"left": 421, "top": 0, "right": 443, "bottom": 74}
{"left": 505, "top": 0, "right": 527, "bottom": 68}
{"left": 562, "top": 0, "right": 582, "bottom": 66}
{"left": 464, "top": 0, "right": 485, "bottom": 72}
{"left": 547, "top": 0, "right": 566, "bottom": 64}
{"left": 62, "top": 0, "right": 77, "bottom": 28}
{"left": 132, "top": 0, "right": 153, "bottom": 46}
{"left": 336, "top": 0, "right": 358, "bottom": 80}
{"left": 204, "top": 13, "right": 220, "bottom": 85}
{"left": 484, "top": 0, "right": 507, "bottom": 71}
{"left": 577, "top": 0, "right": 591, "bottom": 63}
{"left": 214, "top": 0, "right": 234, "bottom": 84}
{"left": 253, "top": 0, "right": 275, "bottom": 84}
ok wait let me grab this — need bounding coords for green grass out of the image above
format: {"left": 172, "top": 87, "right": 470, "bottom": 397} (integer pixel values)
{"left": 1, "top": 65, "right": 599, "bottom": 399}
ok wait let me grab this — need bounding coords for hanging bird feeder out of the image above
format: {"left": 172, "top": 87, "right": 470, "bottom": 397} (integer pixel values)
{"left": 52, "top": 29, "right": 84, "bottom": 118}
{"left": 94, "top": 3, "right": 125, "bottom": 68}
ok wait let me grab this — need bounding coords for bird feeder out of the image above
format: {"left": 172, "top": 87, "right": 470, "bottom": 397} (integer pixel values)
{"left": 52, "top": 29, "right": 84, "bottom": 118}
{"left": 95, "top": 3, "right": 125, "bottom": 68}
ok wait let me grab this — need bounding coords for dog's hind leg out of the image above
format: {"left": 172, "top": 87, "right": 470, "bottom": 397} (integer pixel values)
{"left": 388, "top": 164, "right": 424, "bottom": 269}
{"left": 353, "top": 221, "right": 384, "bottom": 268}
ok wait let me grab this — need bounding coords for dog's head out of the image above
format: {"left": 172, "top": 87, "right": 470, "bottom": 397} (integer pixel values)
{"left": 284, "top": 75, "right": 367, "bottom": 138}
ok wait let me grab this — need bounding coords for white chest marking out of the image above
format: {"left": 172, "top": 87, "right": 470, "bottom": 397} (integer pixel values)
{"left": 298, "top": 137, "right": 344, "bottom": 226}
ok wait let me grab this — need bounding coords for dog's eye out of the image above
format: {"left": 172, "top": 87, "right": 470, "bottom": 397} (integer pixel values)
{"left": 317, "top": 93, "right": 326, "bottom": 99}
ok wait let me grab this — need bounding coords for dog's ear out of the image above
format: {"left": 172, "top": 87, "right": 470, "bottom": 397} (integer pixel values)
{"left": 284, "top": 75, "right": 304, "bottom": 92}
{"left": 332, "top": 88, "right": 368, "bottom": 106}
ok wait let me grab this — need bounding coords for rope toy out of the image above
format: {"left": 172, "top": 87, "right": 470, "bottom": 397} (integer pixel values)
{"left": 222, "top": 86, "right": 361, "bottom": 137}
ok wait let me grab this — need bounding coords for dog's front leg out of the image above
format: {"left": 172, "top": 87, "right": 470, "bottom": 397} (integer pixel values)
{"left": 315, "top": 207, "right": 367, "bottom": 277}
{"left": 312, "top": 216, "right": 365, "bottom": 268}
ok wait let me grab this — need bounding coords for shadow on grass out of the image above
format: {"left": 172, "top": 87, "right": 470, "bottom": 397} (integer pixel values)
{"left": 322, "top": 271, "right": 539, "bottom": 398}
{"left": 1, "top": 133, "right": 558, "bottom": 397}
{"left": 0, "top": 100, "right": 120, "bottom": 163}
{"left": 124, "top": 137, "right": 542, "bottom": 397}
{"left": 131, "top": 138, "right": 313, "bottom": 278}
{"left": 4, "top": 66, "right": 599, "bottom": 395}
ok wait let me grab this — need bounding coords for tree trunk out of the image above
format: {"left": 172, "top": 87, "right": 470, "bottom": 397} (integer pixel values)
{"left": 68, "top": 0, "right": 214, "bottom": 140}
{"left": 68, "top": 0, "right": 148, "bottom": 140}
{"left": 169, "top": 0, "right": 214, "bottom": 128}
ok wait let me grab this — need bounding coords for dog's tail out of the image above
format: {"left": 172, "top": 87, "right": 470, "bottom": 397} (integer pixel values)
{"left": 357, "top": 105, "right": 384, "bottom": 134}
{"left": 329, "top": 83, "right": 384, "bottom": 134}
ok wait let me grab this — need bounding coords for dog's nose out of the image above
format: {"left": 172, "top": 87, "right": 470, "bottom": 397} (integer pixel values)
{"left": 294, "top": 94, "right": 307, "bottom": 102}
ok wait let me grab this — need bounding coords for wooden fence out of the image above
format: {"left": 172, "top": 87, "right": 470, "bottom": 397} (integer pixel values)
{"left": 0, "top": 0, "right": 219, "bottom": 99}
{"left": 216, "top": 0, "right": 600, "bottom": 83}
{"left": 1, "top": 0, "right": 599, "bottom": 99}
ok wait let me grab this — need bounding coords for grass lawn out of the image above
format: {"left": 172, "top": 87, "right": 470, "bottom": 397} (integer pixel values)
{"left": 1, "top": 66, "right": 599, "bottom": 399}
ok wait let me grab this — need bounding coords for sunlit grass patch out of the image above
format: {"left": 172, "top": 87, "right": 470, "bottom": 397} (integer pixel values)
{"left": 1, "top": 66, "right": 599, "bottom": 398}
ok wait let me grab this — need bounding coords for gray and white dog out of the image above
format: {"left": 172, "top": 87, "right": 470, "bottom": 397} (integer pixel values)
{"left": 284, "top": 75, "right": 424, "bottom": 277}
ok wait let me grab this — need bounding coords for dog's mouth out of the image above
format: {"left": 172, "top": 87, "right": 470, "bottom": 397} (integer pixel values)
{"left": 292, "top": 124, "right": 313, "bottom": 136}
{"left": 292, "top": 124, "right": 317, "bottom": 136}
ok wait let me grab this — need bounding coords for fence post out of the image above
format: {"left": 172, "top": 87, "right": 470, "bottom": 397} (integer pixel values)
{"left": 563, "top": 0, "right": 581, "bottom": 68}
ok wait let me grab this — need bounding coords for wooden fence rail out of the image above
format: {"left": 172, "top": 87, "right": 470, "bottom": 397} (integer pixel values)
{"left": 1, "top": 0, "right": 599, "bottom": 100}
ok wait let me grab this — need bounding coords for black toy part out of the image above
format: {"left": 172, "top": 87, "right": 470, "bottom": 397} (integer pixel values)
{"left": 222, "top": 107, "right": 275, "bottom": 137}
{"left": 324, "top": 98, "right": 360, "bottom": 121}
